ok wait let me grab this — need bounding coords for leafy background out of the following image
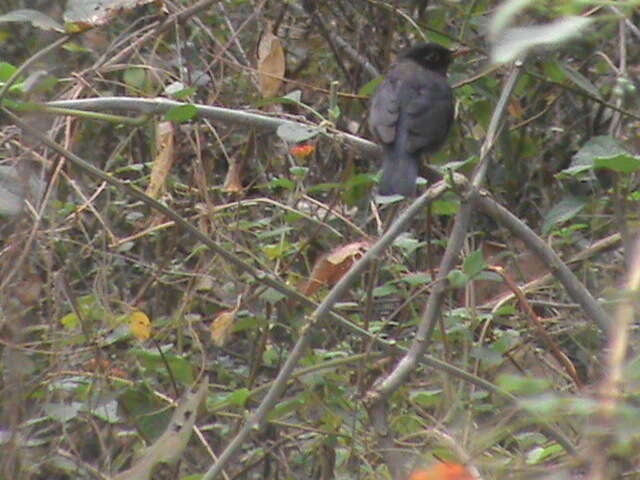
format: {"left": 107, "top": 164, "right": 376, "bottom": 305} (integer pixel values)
{"left": 1, "top": 0, "right": 639, "bottom": 479}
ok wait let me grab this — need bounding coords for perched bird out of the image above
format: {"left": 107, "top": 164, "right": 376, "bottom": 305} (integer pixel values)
{"left": 369, "top": 43, "right": 454, "bottom": 196}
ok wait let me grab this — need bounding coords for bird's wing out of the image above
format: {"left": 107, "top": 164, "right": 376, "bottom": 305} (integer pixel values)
{"left": 368, "top": 76, "right": 400, "bottom": 145}
{"left": 404, "top": 74, "right": 454, "bottom": 154}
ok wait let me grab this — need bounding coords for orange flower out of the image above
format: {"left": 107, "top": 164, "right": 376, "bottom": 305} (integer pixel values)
{"left": 290, "top": 144, "right": 315, "bottom": 158}
{"left": 409, "top": 462, "right": 474, "bottom": 480}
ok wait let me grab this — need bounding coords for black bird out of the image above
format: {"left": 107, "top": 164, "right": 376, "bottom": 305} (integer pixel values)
{"left": 369, "top": 43, "right": 454, "bottom": 196}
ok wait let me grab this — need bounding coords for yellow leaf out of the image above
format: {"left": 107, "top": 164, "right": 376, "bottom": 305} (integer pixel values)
{"left": 210, "top": 309, "right": 237, "bottom": 347}
{"left": 129, "top": 311, "right": 151, "bottom": 341}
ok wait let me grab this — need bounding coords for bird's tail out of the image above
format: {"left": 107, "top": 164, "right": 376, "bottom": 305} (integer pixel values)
{"left": 379, "top": 151, "right": 418, "bottom": 197}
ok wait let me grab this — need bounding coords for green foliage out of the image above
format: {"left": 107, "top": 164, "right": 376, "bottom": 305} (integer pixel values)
{"left": 165, "top": 104, "right": 198, "bottom": 123}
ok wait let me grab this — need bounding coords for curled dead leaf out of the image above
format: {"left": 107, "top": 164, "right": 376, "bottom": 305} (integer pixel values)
{"left": 210, "top": 299, "right": 241, "bottom": 347}
{"left": 14, "top": 274, "right": 43, "bottom": 306}
{"left": 302, "top": 241, "right": 371, "bottom": 296}
{"left": 146, "top": 121, "right": 174, "bottom": 199}
{"left": 508, "top": 98, "right": 524, "bottom": 119}
{"left": 257, "top": 29, "right": 285, "bottom": 98}
{"left": 223, "top": 157, "right": 244, "bottom": 193}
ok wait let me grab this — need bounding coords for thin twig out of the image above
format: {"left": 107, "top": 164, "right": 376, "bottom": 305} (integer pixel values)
{"left": 488, "top": 265, "right": 583, "bottom": 388}
{"left": 476, "top": 193, "right": 611, "bottom": 335}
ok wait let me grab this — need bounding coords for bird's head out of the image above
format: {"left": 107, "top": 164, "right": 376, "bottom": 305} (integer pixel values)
{"left": 400, "top": 43, "right": 454, "bottom": 74}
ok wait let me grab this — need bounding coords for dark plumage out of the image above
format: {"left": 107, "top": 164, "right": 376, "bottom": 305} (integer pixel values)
{"left": 369, "top": 43, "right": 454, "bottom": 196}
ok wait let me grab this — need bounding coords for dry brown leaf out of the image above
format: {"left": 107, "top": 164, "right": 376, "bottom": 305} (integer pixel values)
{"left": 257, "top": 29, "right": 285, "bottom": 98}
{"left": 326, "top": 241, "right": 370, "bottom": 265}
{"left": 302, "top": 241, "right": 371, "bottom": 296}
{"left": 146, "top": 121, "right": 174, "bottom": 199}
{"left": 508, "top": 98, "right": 524, "bottom": 119}
{"left": 223, "top": 157, "right": 244, "bottom": 193}
{"left": 14, "top": 274, "right": 43, "bottom": 306}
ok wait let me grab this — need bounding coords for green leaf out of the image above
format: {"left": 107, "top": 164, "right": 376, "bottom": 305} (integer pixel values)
{"left": 526, "top": 445, "right": 563, "bottom": 465}
{"left": 358, "top": 76, "right": 383, "bottom": 97}
{"left": 447, "top": 269, "right": 468, "bottom": 289}
{"left": 432, "top": 198, "right": 459, "bottom": 216}
{"left": 574, "top": 136, "right": 628, "bottom": 166}
{"left": 462, "top": 249, "right": 487, "bottom": 278}
{"left": 289, "top": 166, "right": 309, "bottom": 178}
{"left": 342, "top": 173, "right": 375, "bottom": 205}
{"left": 593, "top": 153, "right": 640, "bottom": 174}
{"left": 281, "top": 89, "right": 302, "bottom": 102}
{"left": 372, "top": 284, "right": 399, "bottom": 297}
{"left": 392, "top": 234, "right": 424, "bottom": 255}
{"left": 491, "top": 17, "right": 593, "bottom": 64}
{"left": 560, "top": 135, "right": 634, "bottom": 178}
{"left": 123, "top": 67, "right": 147, "bottom": 90}
{"left": 165, "top": 104, "right": 198, "bottom": 123}
{"left": 259, "top": 287, "right": 286, "bottom": 304}
{"left": 328, "top": 105, "right": 341, "bottom": 121}
{"left": 118, "top": 386, "right": 171, "bottom": 441}
{"left": 401, "top": 272, "right": 432, "bottom": 286}
{"left": 542, "top": 59, "right": 566, "bottom": 83}
{"left": 267, "top": 397, "right": 305, "bottom": 420}
{"left": 497, "top": 374, "right": 551, "bottom": 395}
{"left": 541, "top": 196, "right": 586, "bottom": 235}
{"left": 269, "top": 177, "right": 295, "bottom": 190}
{"left": 60, "top": 312, "right": 79, "bottom": 329}
{"left": 255, "top": 225, "right": 292, "bottom": 239}
{"left": 90, "top": 399, "right": 120, "bottom": 423}
{"left": 226, "top": 388, "right": 251, "bottom": 407}
{"left": 134, "top": 350, "right": 194, "bottom": 385}
{"left": 409, "top": 389, "right": 442, "bottom": 407}
{"left": 560, "top": 64, "right": 603, "bottom": 100}
{"left": 0, "top": 62, "right": 17, "bottom": 81}
{"left": 262, "top": 242, "right": 292, "bottom": 260}
{"left": 470, "top": 345, "right": 503, "bottom": 366}
{"left": 307, "top": 182, "right": 341, "bottom": 193}
{"left": 441, "top": 155, "right": 478, "bottom": 172}
{"left": 474, "top": 270, "right": 502, "bottom": 282}
{"left": 165, "top": 82, "right": 196, "bottom": 100}
{"left": 112, "top": 381, "right": 208, "bottom": 480}
{"left": 375, "top": 193, "right": 405, "bottom": 205}
{"left": 62, "top": 41, "right": 90, "bottom": 53}
{"left": 276, "top": 123, "right": 321, "bottom": 143}
{"left": 231, "top": 314, "right": 257, "bottom": 334}
{"left": 44, "top": 402, "right": 83, "bottom": 422}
